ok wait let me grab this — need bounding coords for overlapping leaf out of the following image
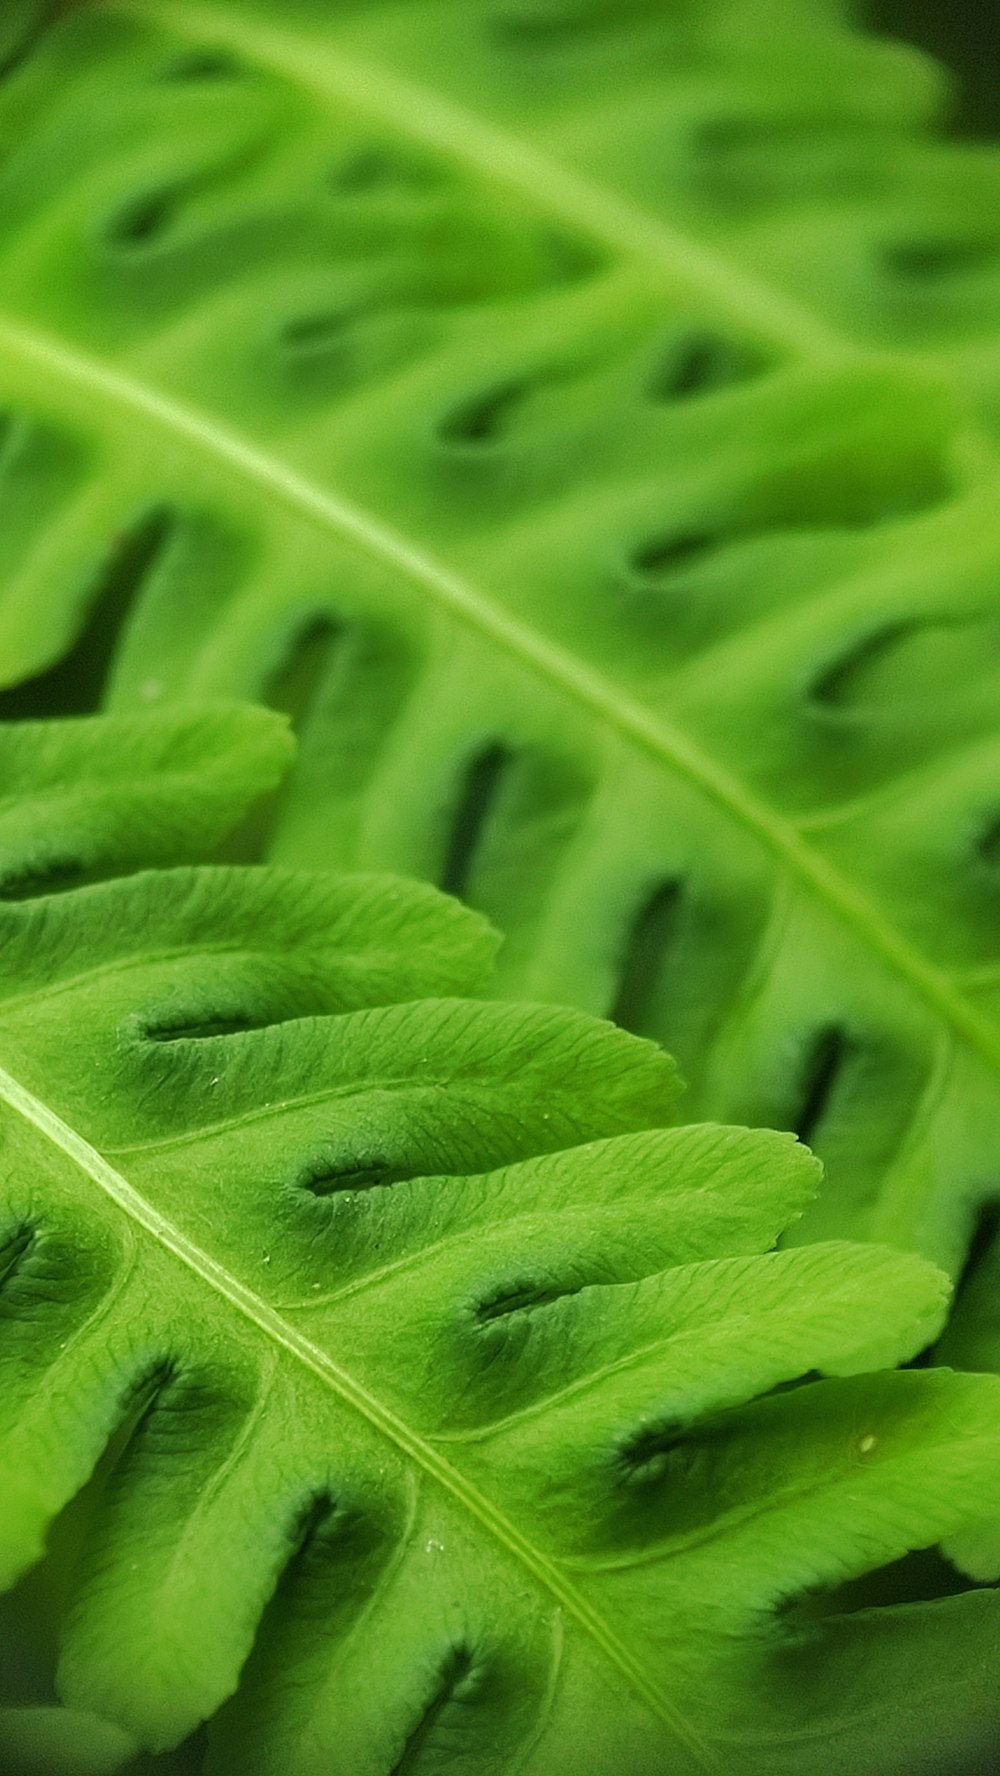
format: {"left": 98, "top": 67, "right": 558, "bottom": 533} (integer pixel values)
{"left": 0, "top": 715, "right": 996, "bottom": 1776}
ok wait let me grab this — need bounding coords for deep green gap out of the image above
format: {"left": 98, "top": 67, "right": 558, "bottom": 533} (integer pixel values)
{"left": 861, "top": 0, "right": 1000, "bottom": 137}
{"left": 0, "top": 509, "right": 175, "bottom": 721}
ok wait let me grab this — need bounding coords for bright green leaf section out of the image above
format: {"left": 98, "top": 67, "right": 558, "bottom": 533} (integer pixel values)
{"left": 0, "top": 4, "right": 1000, "bottom": 1306}
{"left": 0, "top": 700, "right": 293, "bottom": 891}
{"left": 0, "top": 712, "right": 995, "bottom": 1773}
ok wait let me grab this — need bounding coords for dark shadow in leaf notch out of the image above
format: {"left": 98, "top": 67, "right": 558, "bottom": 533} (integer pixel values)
{"left": 791, "top": 1025, "right": 854, "bottom": 1148}
{"left": 159, "top": 48, "right": 242, "bottom": 82}
{"left": 475, "top": 1275, "right": 583, "bottom": 1322}
{"left": 646, "top": 328, "right": 767, "bottom": 402}
{"left": 611, "top": 879, "right": 685, "bottom": 1038}
{"left": 439, "top": 743, "right": 512, "bottom": 898}
{"left": 0, "top": 506, "right": 176, "bottom": 721}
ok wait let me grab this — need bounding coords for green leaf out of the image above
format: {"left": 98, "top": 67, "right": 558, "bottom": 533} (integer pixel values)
{"left": 0, "top": 700, "right": 292, "bottom": 892}
{"left": 0, "top": 715, "right": 996, "bottom": 1774}
{"left": 0, "top": 1707, "right": 139, "bottom": 1776}
{"left": 1, "top": 3, "right": 1000, "bottom": 1318}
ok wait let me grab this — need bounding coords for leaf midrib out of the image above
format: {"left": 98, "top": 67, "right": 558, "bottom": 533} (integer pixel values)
{"left": 0, "top": 1053, "right": 718, "bottom": 1770}
{"left": 112, "top": 0, "right": 851, "bottom": 361}
{"left": 1, "top": 308, "right": 998, "bottom": 1084}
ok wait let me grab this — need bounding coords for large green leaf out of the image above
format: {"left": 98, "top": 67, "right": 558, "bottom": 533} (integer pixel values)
{"left": 0, "top": 716, "right": 997, "bottom": 1775}
{"left": 2, "top": 6, "right": 1000, "bottom": 1326}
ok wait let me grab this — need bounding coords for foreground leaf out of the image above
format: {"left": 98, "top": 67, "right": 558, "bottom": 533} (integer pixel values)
{"left": 0, "top": 794, "right": 994, "bottom": 1770}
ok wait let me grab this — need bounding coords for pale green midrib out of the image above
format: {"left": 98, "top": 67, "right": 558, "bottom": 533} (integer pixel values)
{"left": 0, "top": 1054, "right": 717, "bottom": 1771}
{"left": 112, "top": 0, "right": 847, "bottom": 363}
{"left": 1, "top": 311, "right": 999, "bottom": 1081}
